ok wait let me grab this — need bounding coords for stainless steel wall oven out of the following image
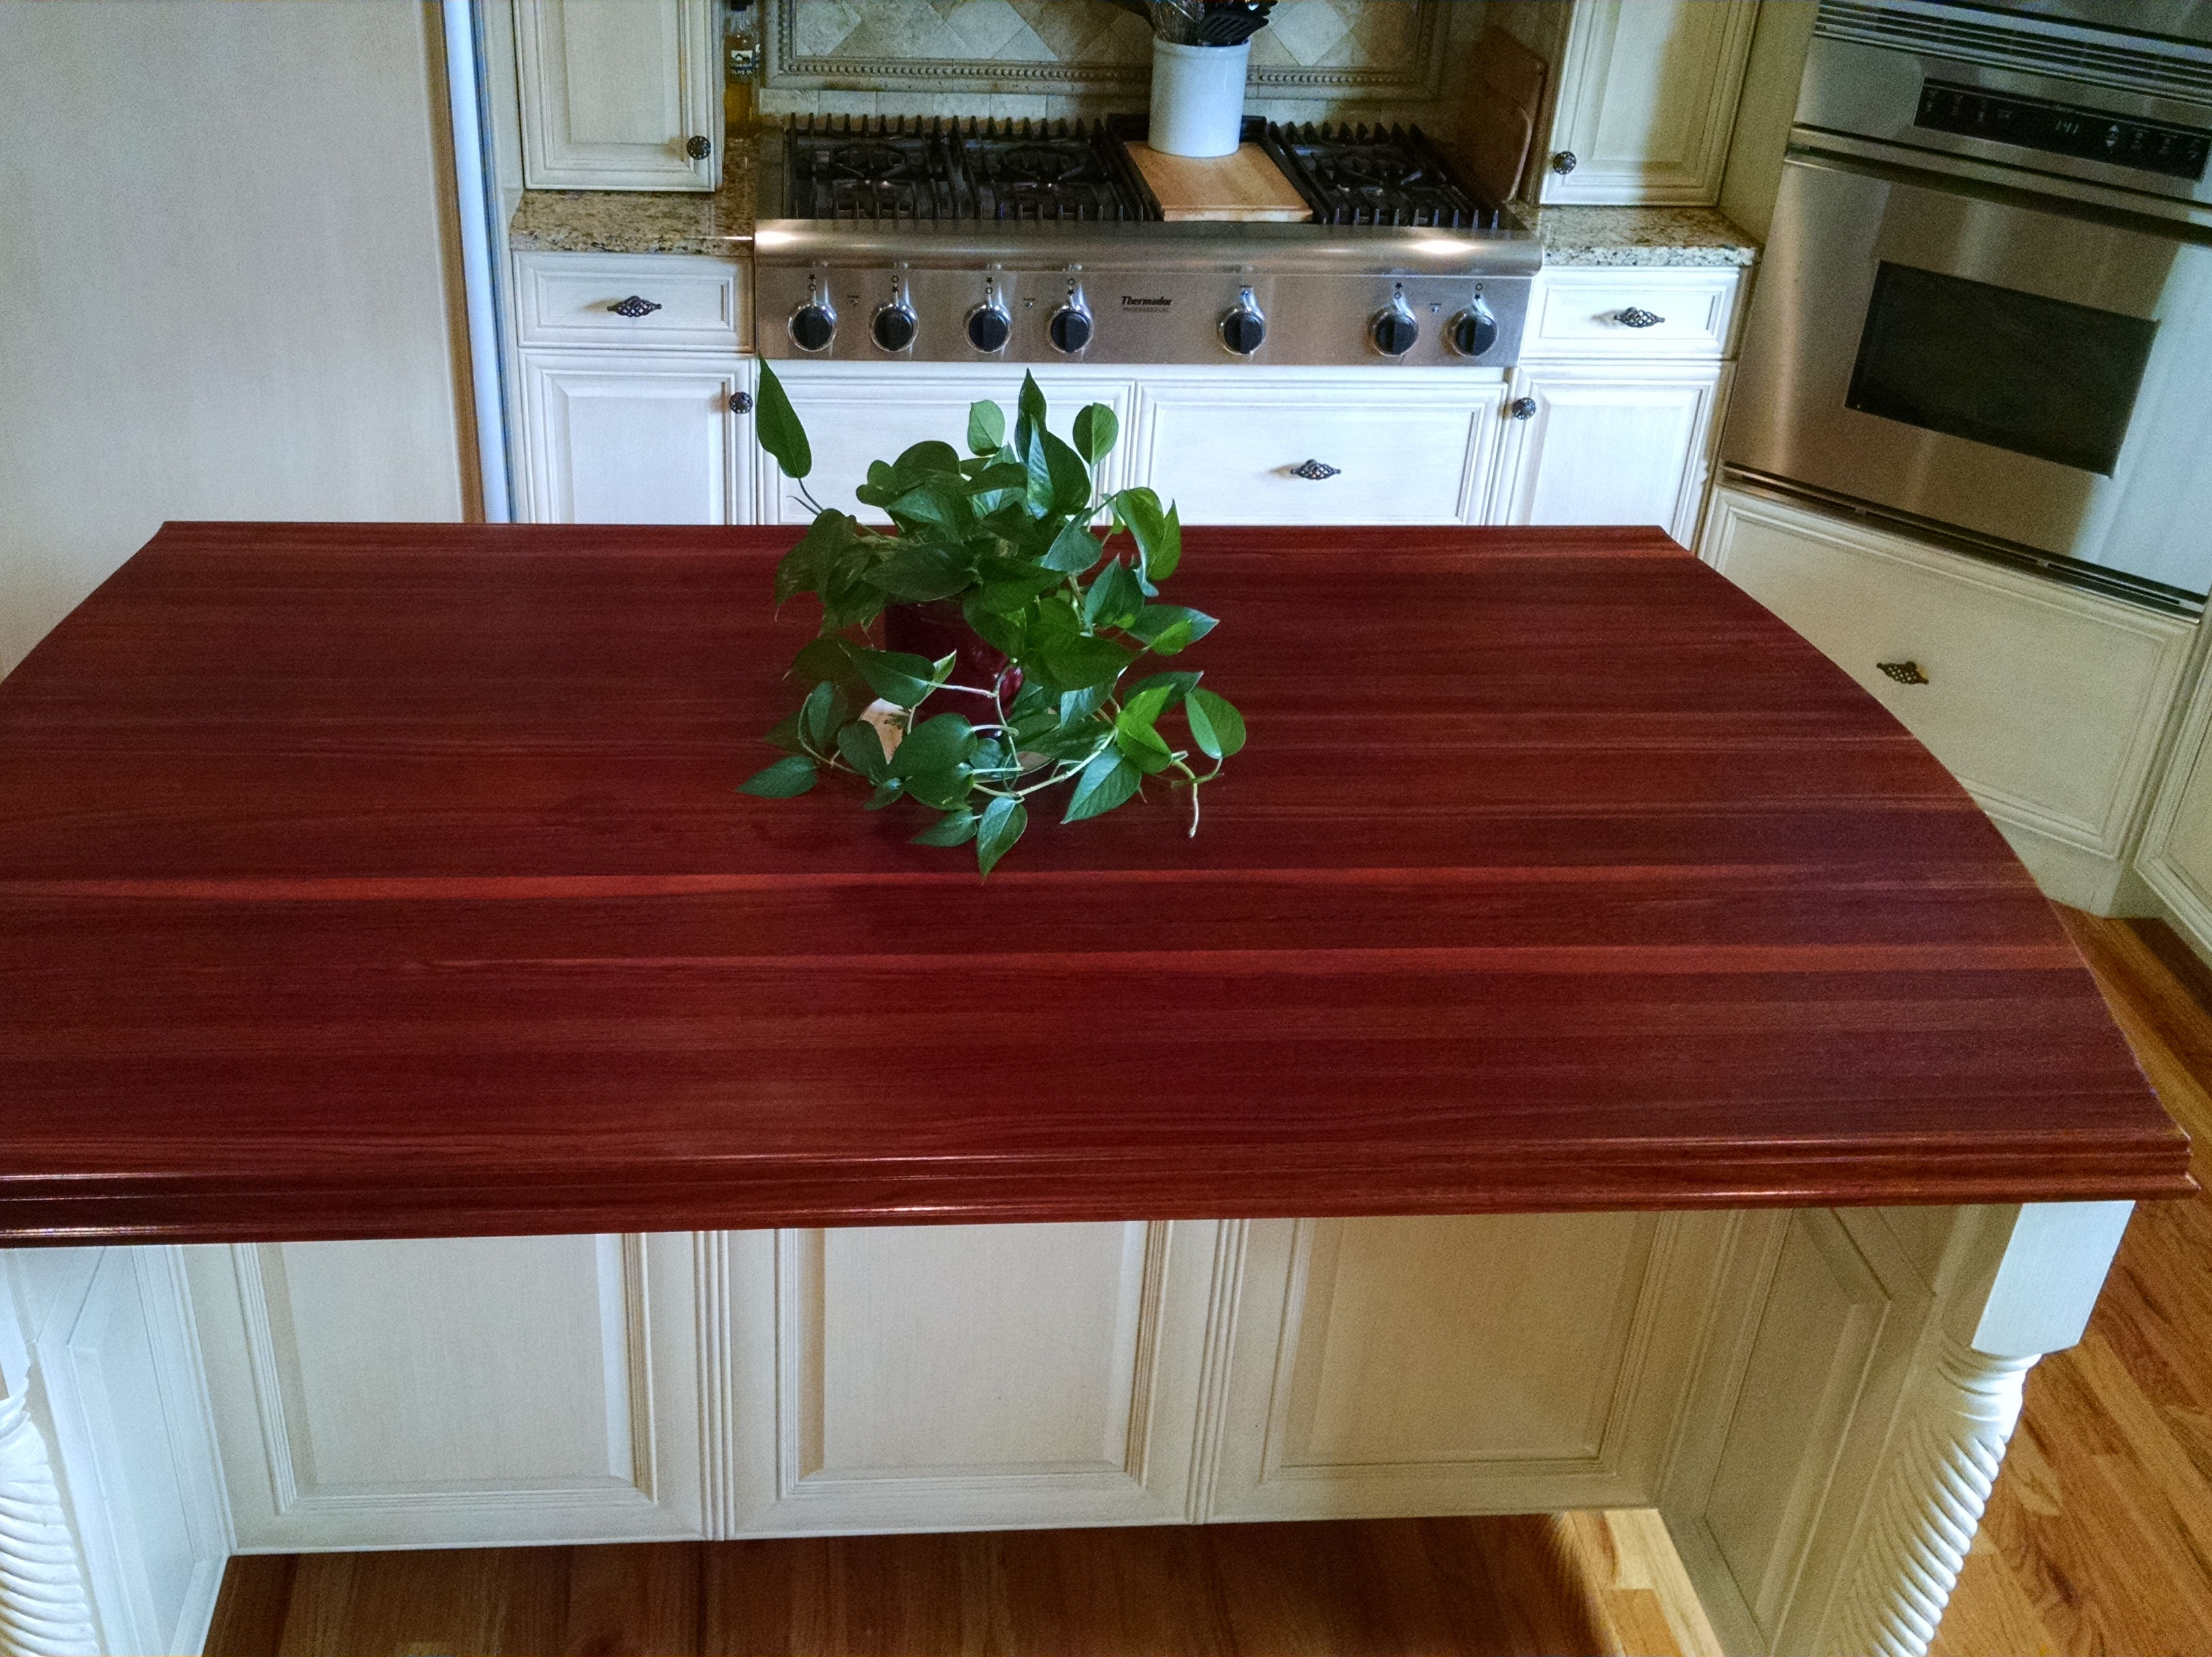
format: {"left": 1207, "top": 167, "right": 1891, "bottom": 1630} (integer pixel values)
{"left": 1724, "top": 0, "right": 2212, "bottom": 611}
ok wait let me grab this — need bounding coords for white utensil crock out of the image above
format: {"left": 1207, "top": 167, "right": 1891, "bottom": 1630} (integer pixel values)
{"left": 1149, "top": 38, "right": 1251, "bottom": 158}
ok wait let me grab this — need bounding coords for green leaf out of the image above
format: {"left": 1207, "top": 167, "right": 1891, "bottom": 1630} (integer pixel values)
{"left": 1042, "top": 519, "right": 1104, "bottom": 575}
{"left": 967, "top": 401, "right": 1006, "bottom": 456}
{"left": 863, "top": 780, "right": 903, "bottom": 811}
{"left": 773, "top": 510, "right": 847, "bottom": 604}
{"left": 850, "top": 647, "right": 944, "bottom": 708}
{"left": 736, "top": 754, "right": 818, "bottom": 798}
{"left": 1072, "top": 403, "right": 1119, "bottom": 467}
{"left": 1126, "top": 604, "right": 1216, "bottom": 651}
{"left": 886, "top": 484, "right": 966, "bottom": 535}
{"left": 976, "top": 796, "right": 1027, "bottom": 876}
{"left": 753, "top": 362, "right": 811, "bottom": 481}
{"left": 963, "top": 461, "right": 1029, "bottom": 497}
{"left": 1115, "top": 722, "right": 1175, "bottom": 774}
{"left": 1185, "top": 687, "right": 1247, "bottom": 760}
{"left": 1035, "top": 632, "right": 1134, "bottom": 693}
{"left": 1063, "top": 749, "right": 1141, "bottom": 823}
{"left": 1041, "top": 430, "right": 1092, "bottom": 516}
{"left": 1015, "top": 371, "right": 1048, "bottom": 459}
{"left": 910, "top": 808, "right": 978, "bottom": 847}
{"left": 1059, "top": 683, "right": 1110, "bottom": 723}
{"left": 900, "top": 766, "right": 973, "bottom": 811}
{"left": 837, "top": 719, "right": 891, "bottom": 782}
{"left": 892, "top": 440, "right": 963, "bottom": 484}
{"left": 1119, "top": 685, "right": 1172, "bottom": 732}
{"left": 1127, "top": 670, "right": 1200, "bottom": 707}
{"left": 798, "top": 681, "right": 843, "bottom": 752}
{"left": 1024, "top": 418, "right": 1055, "bottom": 516}
{"left": 866, "top": 543, "right": 972, "bottom": 602}
{"left": 1082, "top": 561, "right": 1144, "bottom": 630}
{"left": 890, "top": 713, "right": 974, "bottom": 780}
{"left": 961, "top": 597, "right": 1026, "bottom": 658}
{"left": 789, "top": 634, "right": 856, "bottom": 685}
{"left": 763, "top": 711, "right": 805, "bottom": 753}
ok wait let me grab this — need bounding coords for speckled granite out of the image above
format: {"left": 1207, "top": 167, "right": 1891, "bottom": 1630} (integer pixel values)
{"left": 1513, "top": 205, "right": 1760, "bottom": 268}
{"left": 509, "top": 132, "right": 757, "bottom": 255}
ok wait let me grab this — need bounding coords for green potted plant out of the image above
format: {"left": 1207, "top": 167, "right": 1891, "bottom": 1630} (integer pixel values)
{"left": 737, "top": 363, "right": 1246, "bottom": 874}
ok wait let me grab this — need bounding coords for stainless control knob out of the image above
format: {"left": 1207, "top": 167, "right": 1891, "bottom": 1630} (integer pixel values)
{"left": 1219, "top": 287, "right": 1266, "bottom": 356}
{"left": 1048, "top": 282, "right": 1094, "bottom": 354}
{"left": 1371, "top": 292, "right": 1420, "bottom": 358}
{"left": 871, "top": 302, "right": 918, "bottom": 353}
{"left": 967, "top": 301, "right": 1012, "bottom": 353}
{"left": 1448, "top": 298, "right": 1499, "bottom": 358}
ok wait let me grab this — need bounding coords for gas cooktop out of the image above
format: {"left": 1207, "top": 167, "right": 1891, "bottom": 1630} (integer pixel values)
{"left": 751, "top": 116, "right": 1538, "bottom": 368}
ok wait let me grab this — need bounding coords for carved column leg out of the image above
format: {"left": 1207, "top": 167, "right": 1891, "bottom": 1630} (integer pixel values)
{"left": 0, "top": 1389, "right": 99, "bottom": 1657}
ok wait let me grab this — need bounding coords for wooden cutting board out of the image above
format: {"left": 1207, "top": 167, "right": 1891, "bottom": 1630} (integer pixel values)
{"left": 1127, "top": 141, "right": 1312, "bottom": 221}
{"left": 1457, "top": 25, "right": 1546, "bottom": 206}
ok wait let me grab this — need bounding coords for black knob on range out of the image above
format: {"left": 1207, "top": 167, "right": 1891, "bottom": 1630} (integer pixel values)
{"left": 789, "top": 301, "right": 837, "bottom": 354}
{"left": 1219, "top": 288, "right": 1266, "bottom": 356}
{"left": 967, "top": 303, "right": 1012, "bottom": 353}
{"left": 1048, "top": 298, "right": 1094, "bottom": 355}
{"left": 871, "top": 303, "right": 918, "bottom": 353}
{"left": 1449, "top": 299, "right": 1499, "bottom": 358}
{"left": 1371, "top": 298, "right": 1420, "bottom": 358}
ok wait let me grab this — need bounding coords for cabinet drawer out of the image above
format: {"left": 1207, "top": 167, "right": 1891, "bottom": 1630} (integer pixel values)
{"left": 1525, "top": 269, "right": 1742, "bottom": 359}
{"left": 516, "top": 252, "right": 745, "bottom": 351}
{"left": 1700, "top": 487, "right": 2193, "bottom": 856}
{"left": 1134, "top": 373, "right": 1507, "bottom": 526}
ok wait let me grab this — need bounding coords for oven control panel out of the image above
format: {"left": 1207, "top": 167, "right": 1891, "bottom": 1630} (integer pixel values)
{"left": 753, "top": 262, "right": 1533, "bottom": 368}
{"left": 1916, "top": 80, "right": 2211, "bottom": 181}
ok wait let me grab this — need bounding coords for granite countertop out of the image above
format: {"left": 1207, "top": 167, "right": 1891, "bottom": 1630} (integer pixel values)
{"left": 1510, "top": 204, "right": 1760, "bottom": 268}
{"left": 509, "top": 130, "right": 758, "bottom": 256}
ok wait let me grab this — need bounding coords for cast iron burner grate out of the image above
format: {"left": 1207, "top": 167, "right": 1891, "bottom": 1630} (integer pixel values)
{"left": 1260, "top": 122, "right": 1497, "bottom": 228}
{"left": 785, "top": 115, "right": 1147, "bottom": 223}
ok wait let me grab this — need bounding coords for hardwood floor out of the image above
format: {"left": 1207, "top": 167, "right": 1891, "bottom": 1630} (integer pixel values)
{"left": 202, "top": 911, "right": 2212, "bottom": 1657}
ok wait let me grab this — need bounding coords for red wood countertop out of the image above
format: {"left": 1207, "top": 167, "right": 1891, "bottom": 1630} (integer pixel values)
{"left": 0, "top": 523, "right": 2189, "bottom": 1243}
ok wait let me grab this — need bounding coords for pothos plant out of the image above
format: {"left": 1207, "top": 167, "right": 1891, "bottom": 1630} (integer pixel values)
{"left": 736, "top": 362, "right": 1245, "bottom": 874}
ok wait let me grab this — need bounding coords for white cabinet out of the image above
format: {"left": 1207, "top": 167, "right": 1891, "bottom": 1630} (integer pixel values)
{"left": 1701, "top": 485, "right": 2198, "bottom": 912}
{"left": 1538, "top": 0, "right": 1760, "bottom": 205}
{"left": 757, "top": 363, "right": 1138, "bottom": 526}
{"left": 2132, "top": 665, "right": 2212, "bottom": 965}
{"left": 1132, "top": 371, "right": 1511, "bottom": 526}
{"left": 185, "top": 1234, "right": 707, "bottom": 1549}
{"left": 1491, "top": 360, "right": 1729, "bottom": 544}
{"left": 521, "top": 352, "right": 753, "bottom": 524}
{"left": 514, "top": 0, "right": 720, "bottom": 191}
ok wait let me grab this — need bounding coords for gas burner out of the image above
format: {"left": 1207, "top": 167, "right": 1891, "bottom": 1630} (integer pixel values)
{"left": 1261, "top": 123, "right": 1494, "bottom": 228}
{"left": 821, "top": 141, "right": 919, "bottom": 182}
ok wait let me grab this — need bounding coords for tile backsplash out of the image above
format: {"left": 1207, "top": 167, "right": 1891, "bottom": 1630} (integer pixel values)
{"left": 757, "top": 0, "right": 1488, "bottom": 133}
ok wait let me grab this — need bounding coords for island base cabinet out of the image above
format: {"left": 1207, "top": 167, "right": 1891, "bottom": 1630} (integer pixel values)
{"left": 519, "top": 353, "right": 753, "bottom": 525}
{"left": 183, "top": 1234, "right": 706, "bottom": 1551}
{"left": 1489, "top": 361, "right": 1728, "bottom": 546}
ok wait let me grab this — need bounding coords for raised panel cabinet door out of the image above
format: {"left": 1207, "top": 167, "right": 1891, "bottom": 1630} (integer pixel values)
{"left": 1131, "top": 371, "right": 1510, "bottom": 526}
{"left": 1202, "top": 1213, "right": 1739, "bottom": 1522}
{"left": 2138, "top": 666, "right": 2212, "bottom": 967}
{"left": 514, "top": 0, "right": 719, "bottom": 191}
{"left": 184, "top": 1233, "right": 705, "bottom": 1549}
{"left": 755, "top": 364, "right": 1137, "bottom": 526}
{"left": 1538, "top": 0, "right": 1759, "bottom": 204}
{"left": 714, "top": 1222, "right": 1222, "bottom": 1534}
{"left": 1487, "top": 362, "right": 1727, "bottom": 544}
{"left": 521, "top": 354, "right": 752, "bottom": 525}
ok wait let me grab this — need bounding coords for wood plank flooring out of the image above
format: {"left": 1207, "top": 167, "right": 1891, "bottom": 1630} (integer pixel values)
{"left": 202, "top": 910, "right": 2212, "bottom": 1657}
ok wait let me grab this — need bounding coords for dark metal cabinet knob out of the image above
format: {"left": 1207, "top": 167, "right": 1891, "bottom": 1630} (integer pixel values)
{"left": 1615, "top": 306, "right": 1665, "bottom": 328}
{"left": 871, "top": 304, "right": 918, "bottom": 353}
{"left": 1551, "top": 150, "right": 1578, "bottom": 175}
{"left": 1371, "top": 301, "right": 1420, "bottom": 358}
{"left": 1291, "top": 460, "right": 1340, "bottom": 480}
{"left": 789, "top": 302, "right": 837, "bottom": 353}
{"left": 608, "top": 296, "right": 662, "bottom": 318}
{"left": 965, "top": 303, "right": 1011, "bottom": 354}
{"left": 729, "top": 391, "right": 752, "bottom": 414}
{"left": 1448, "top": 300, "right": 1498, "bottom": 358}
{"left": 1219, "top": 288, "right": 1266, "bottom": 356}
{"left": 1048, "top": 298, "right": 1093, "bottom": 355}
{"left": 1509, "top": 397, "right": 1538, "bottom": 419}
{"left": 686, "top": 135, "right": 713, "bottom": 160}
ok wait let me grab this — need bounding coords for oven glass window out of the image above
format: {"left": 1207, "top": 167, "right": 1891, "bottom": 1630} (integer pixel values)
{"left": 1846, "top": 262, "right": 2156, "bottom": 476}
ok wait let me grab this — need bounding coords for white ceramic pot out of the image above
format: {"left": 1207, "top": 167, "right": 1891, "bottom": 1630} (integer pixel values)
{"left": 1149, "top": 38, "right": 1251, "bottom": 158}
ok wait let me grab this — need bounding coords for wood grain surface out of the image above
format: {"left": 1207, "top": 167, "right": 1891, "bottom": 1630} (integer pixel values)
{"left": 0, "top": 523, "right": 2187, "bottom": 1243}
{"left": 1125, "top": 142, "right": 1314, "bottom": 220}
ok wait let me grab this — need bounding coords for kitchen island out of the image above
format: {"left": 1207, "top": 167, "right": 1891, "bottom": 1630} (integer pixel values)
{"left": 0, "top": 524, "right": 2187, "bottom": 1656}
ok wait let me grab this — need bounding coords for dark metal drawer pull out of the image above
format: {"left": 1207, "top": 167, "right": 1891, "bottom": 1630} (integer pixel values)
{"left": 1291, "top": 459, "right": 1341, "bottom": 480}
{"left": 1615, "top": 307, "right": 1664, "bottom": 328}
{"left": 1878, "top": 660, "right": 1930, "bottom": 685}
{"left": 609, "top": 296, "right": 663, "bottom": 318}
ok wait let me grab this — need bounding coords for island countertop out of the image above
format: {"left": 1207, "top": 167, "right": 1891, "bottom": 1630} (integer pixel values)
{"left": 0, "top": 523, "right": 2187, "bottom": 1243}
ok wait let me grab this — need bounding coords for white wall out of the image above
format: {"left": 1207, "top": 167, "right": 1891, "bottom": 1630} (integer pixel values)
{"left": 0, "top": 0, "right": 477, "bottom": 681}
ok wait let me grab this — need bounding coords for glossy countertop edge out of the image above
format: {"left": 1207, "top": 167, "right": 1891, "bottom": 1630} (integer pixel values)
{"left": 507, "top": 126, "right": 1759, "bottom": 268}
